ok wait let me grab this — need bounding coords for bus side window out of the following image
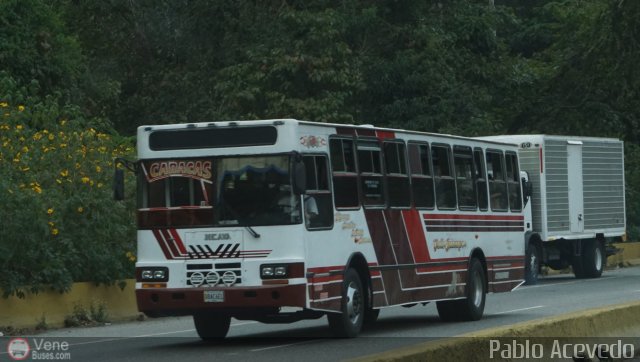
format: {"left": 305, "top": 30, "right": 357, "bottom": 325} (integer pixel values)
{"left": 357, "top": 140, "right": 385, "bottom": 207}
{"left": 329, "top": 138, "right": 359, "bottom": 209}
{"left": 453, "top": 146, "right": 476, "bottom": 210}
{"left": 303, "top": 155, "right": 333, "bottom": 229}
{"left": 506, "top": 152, "right": 522, "bottom": 212}
{"left": 408, "top": 142, "right": 435, "bottom": 209}
{"left": 431, "top": 144, "right": 456, "bottom": 209}
{"left": 474, "top": 148, "right": 489, "bottom": 211}
{"left": 486, "top": 150, "right": 508, "bottom": 211}
{"left": 384, "top": 141, "right": 410, "bottom": 208}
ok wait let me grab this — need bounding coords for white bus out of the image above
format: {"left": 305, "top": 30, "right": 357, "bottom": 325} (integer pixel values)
{"left": 114, "top": 119, "right": 530, "bottom": 339}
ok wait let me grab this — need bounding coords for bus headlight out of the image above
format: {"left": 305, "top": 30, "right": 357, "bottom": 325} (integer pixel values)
{"left": 274, "top": 266, "right": 288, "bottom": 277}
{"left": 260, "top": 264, "right": 289, "bottom": 279}
{"left": 137, "top": 267, "right": 169, "bottom": 282}
{"left": 261, "top": 266, "right": 275, "bottom": 277}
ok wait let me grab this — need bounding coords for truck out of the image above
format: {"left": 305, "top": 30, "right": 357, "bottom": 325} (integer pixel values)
{"left": 479, "top": 135, "right": 625, "bottom": 284}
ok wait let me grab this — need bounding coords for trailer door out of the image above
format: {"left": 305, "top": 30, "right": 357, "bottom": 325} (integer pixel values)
{"left": 567, "top": 141, "right": 584, "bottom": 233}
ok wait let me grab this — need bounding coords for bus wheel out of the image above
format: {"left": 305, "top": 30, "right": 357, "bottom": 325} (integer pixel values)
{"left": 459, "top": 258, "right": 486, "bottom": 321}
{"left": 193, "top": 312, "right": 231, "bottom": 341}
{"left": 328, "top": 268, "right": 364, "bottom": 337}
{"left": 437, "top": 258, "right": 486, "bottom": 322}
{"left": 579, "top": 239, "right": 605, "bottom": 278}
{"left": 524, "top": 242, "right": 540, "bottom": 285}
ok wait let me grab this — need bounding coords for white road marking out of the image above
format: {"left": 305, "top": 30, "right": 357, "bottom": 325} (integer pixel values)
{"left": 250, "top": 339, "right": 319, "bottom": 352}
{"left": 520, "top": 275, "right": 614, "bottom": 289}
{"left": 493, "top": 305, "right": 544, "bottom": 315}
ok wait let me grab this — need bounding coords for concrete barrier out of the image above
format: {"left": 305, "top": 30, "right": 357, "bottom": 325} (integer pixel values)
{"left": 0, "top": 279, "right": 138, "bottom": 330}
{"left": 351, "top": 300, "right": 640, "bottom": 362}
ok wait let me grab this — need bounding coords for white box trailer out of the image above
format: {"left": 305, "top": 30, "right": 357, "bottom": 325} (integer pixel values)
{"left": 479, "top": 135, "right": 625, "bottom": 284}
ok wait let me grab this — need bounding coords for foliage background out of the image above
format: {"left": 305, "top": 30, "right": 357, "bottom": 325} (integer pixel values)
{"left": 1, "top": 0, "right": 638, "bottom": 295}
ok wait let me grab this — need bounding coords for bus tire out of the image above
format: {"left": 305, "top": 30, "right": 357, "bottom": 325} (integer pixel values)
{"left": 193, "top": 312, "right": 231, "bottom": 341}
{"left": 437, "top": 258, "right": 486, "bottom": 322}
{"left": 458, "top": 258, "right": 486, "bottom": 321}
{"left": 327, "top": 268, "right": 364, "bottom": 338}
{"left": 524, "top": 242, "right": 540, "bottom": 285}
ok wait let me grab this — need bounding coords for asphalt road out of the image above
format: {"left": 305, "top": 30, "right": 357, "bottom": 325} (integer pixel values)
{"left": 8, "top": 266, "right": 640, "bottom": 361}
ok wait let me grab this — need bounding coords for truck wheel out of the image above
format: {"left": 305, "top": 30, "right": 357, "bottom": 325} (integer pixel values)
{"left": 582, "top": 240, "right": 605, "bottom": 278}
{"left": 436, "top": 258, "right": 486, "bottom": 322}
{"left": 524, "top": 242, "right": 540, "bottom": 285}
{"left": 328, "top": 268, "right": 364, "bottom": 337}
{"left": 193, "top": 312, "right": 231, "bottom": 341}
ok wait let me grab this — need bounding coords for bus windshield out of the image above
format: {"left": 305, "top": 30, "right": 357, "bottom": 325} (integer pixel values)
{"left": 137, "top": 155, "right": 302, "bottom": 228}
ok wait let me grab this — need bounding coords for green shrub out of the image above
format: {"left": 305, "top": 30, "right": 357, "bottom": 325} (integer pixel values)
{"left": 0, "top": 92, "right": 136, "bottom": 297}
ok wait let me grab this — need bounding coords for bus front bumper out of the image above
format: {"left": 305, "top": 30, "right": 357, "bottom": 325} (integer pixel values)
{"left": 136, "top": 284, "right": 307, "bottom": 317}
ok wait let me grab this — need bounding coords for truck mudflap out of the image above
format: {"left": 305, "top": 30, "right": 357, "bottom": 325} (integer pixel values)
{"left": 605, "top": 243, "right": 621, "bottom": 258}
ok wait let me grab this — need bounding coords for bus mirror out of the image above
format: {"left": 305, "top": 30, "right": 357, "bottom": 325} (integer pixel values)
{"left": 113, "top": 157, "right": 137, "bottom": 201}
{"left": 114, "top": 168, "right": 125, "bottom": 201}
{"left": 292, "top": 157, "right": 307, "bottom": 195}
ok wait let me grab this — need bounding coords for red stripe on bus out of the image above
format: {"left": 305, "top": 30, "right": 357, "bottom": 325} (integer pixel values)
{"left": 168, "top": 229, "right": 188, "bottom": 254}
{"left": 160, "top": 229, "right": 181, "bottom": 258}
{"left": 309, "top": 275, "right": 343, "bottom": 283}
{"left": 402, "top": 209, "right": 431, "bottom": 264}
{"left": 376, "top": 130, "right": 395, "bottom": 139}
{"left": 152, "top": 229, "right": 173, "bottom": 259}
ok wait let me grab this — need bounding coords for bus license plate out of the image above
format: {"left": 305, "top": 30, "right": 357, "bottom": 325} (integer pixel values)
{"left": 204, "top": 290, "right": 224, "bottom": 303}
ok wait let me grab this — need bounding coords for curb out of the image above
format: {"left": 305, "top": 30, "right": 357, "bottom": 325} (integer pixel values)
{"left": 351, "top": 300, "right": 640, "bottom": 362}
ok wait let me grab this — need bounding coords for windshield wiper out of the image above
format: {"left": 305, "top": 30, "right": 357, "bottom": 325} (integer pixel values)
{"left": 218, "top": 197, "right": 261, "bottom": 239}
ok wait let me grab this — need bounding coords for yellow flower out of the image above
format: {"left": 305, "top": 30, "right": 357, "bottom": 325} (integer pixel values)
{"left": 81, "top": 176, "right": 90, "bottom": 184}
{"left": 0, "top": 102, "right": 7, "bottom": 108}
{"left": 95, "top": 165, "right": 102, "bottom": 173}
{"left": 126, "top": 251, "right": 136, "bottom": 262}
{"left": 51, "top": 228, "right": 59, "bottom": 236}
{"left": 47, "top": 208, "right": 54, "bottom": 215}
{"left": 77, "top": 207, "right": 84, "bottom": 213}
{"left": 48, "top": 221, "right": 55, "bottom": 227}
{"left": 21, "top": 146, "right": 28, "bottom": 153}
{"left": 48, "top": 134, "right": 54, "bottom": 141}
{"left": 60, "top": 119, "right": 67, "bottom": 126}
{"left": 16, "top": 125, "right": 23, "bottom": 130}
{"left": 60, "top": 169, "right": 69, "bottom": 177}
{"left": 18, "top": 105, "right": 25, "bottom": 112}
